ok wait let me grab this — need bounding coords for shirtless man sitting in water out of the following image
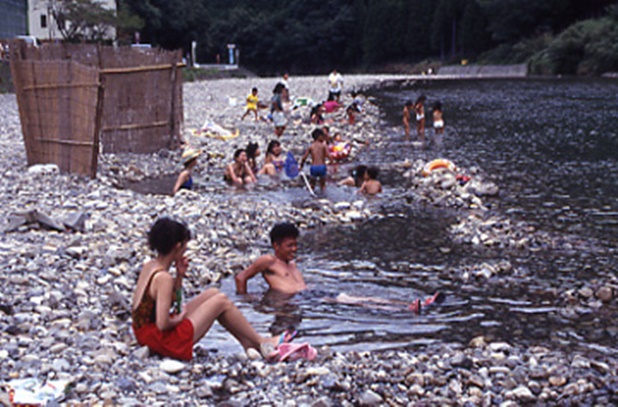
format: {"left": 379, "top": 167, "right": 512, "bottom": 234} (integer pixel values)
{"left": 235, "top": 223, "right": 307, "bottom": 295}
{"left": 235, "top": 223, "right": 443, "bottom": 313}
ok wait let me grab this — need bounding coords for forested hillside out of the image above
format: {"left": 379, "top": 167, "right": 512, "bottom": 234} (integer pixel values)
{"left": 124, "top": 0, "right": 618, "bottom": 75}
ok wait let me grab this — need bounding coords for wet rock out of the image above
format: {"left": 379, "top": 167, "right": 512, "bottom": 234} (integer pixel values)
{"left": 578, "top": 286, "right": 594, "bottom": 299}
{"left": 469, "top": 336, "right": 486, "bottom": 348}
{"left": 596, "top": 286, "right": 613, "bottom": 302}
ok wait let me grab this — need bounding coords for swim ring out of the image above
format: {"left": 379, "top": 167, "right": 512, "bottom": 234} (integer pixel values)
{"left": 329, "top": 142, "right": 351, "bottom": 161}
{"left": 422, "top": 158, "right": 456, "bottom": 176}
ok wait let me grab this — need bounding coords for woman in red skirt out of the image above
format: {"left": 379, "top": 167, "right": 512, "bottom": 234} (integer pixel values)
{"left": 132, "top": 218, "right": 291, "bottom": 360}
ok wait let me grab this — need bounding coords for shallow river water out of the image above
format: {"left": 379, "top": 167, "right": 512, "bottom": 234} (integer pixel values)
{"left": 180, "top": 78, "right": 618, "bottom": 356}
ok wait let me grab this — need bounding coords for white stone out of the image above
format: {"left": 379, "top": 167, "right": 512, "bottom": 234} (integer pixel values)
{"left": 160, "top": 359, "right": 185, "bottom": 374}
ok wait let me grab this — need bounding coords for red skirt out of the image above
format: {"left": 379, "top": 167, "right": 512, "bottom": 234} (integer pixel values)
{"left": 133, "top": 319, "right": 195, "bottom": 361}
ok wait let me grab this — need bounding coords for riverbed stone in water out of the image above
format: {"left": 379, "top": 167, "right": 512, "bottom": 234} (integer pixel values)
{"left": 578, "top": 286, "right": 594, "bottom": 298}
{"left": 596, "top": 286, "right": 613, "bottom": 302}
{"left": 571, "top": 355, "right": 590, "bottom": 369}
{"left": 469, "top": 336, "right": 486, "bottom": 348}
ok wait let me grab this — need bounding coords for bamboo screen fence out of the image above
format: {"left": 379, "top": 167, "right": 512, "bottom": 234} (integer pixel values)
{"left": 9, "top": 42, "right": 183, "bottom": 177}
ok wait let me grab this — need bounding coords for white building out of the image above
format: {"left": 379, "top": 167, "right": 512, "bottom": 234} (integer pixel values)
{"left": 28, "top": 0, "right": 116, "bottom": 41}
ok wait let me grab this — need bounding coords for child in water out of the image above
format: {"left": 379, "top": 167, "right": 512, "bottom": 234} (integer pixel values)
{"left": 432, "top": 101, "right": 444, "bottom": 135}
{"left": 300, "top": 128, "right": 331, "bottom": 193}
{"left": 339, "top": 164, "right": 367, "bottom": 187}
{"left": 131, "top": 218, "right": 293, "bottom": 360}
{"left": 245, "top": 142, "right": 261, "bottom": 175}
{"left": 414, "top": 95, "right": 427, "bottom": 143}
{"left": 402, "top": 100, "right": 413, "bottom": 141}
{"left": 359, "top": 166, "right": 382, "bottom": 195}
{"left": 259, "top": 139, "right": 285, "bottom": 176}
{"left": 224, "top": 149, "right": 257, "bottom": 186}
{"left": 172, "top": 148, "right": 201, "bottom": 195}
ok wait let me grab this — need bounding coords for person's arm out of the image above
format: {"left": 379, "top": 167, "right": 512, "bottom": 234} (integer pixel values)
{"left": 172, "top": 255, "right": 188, "bottom": 312}
{"left": 245, "top": 162, "right": 257, "bottom": 182}
{"left": 154, "top": 272, "right": 187, "bottom": 331}
{"left": 338, "top": 176, "right": 355, "bottom": 187}
{"left": 358, "top": 181, "right": 367, "bottom": 195}
{"left": 172, "top": 171, "right": 189, "bottom": 195}
{"left": 235, "top": 255, "right": 275, "bottom": 294}
{"left": 299, "top": 147, "right": 310, "bottom": 169}
{"left": 324, "top": 143, "right": 332, "bottom": 161}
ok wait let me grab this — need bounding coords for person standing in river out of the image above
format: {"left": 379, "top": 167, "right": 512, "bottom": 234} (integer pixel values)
{"left": 414, "top": 94, "right": 427, "bottom": 143}
{"left": 403, "top": 100, "right": 414, "bottom": 141}
{"left": 432, "top": 101, "right": 444, "bottom": 136}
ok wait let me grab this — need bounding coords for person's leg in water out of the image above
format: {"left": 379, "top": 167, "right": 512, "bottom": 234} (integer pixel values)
{"left": 333, "top": 292, "right": 445, "bottom": 313}
{"left": 185, "top": 288, "right": 282, "bottom": 351}
{"left": 417, "top": 118, "right": 425, "bottom": 144}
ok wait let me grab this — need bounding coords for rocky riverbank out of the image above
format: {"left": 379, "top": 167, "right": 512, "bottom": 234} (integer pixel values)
{"left": 1, "top": 75, "right": 617, "bottom": 406}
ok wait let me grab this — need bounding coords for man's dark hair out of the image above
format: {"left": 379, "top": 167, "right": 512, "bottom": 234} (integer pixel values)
{"left": 270, "top": 222, "right": 299, "bottom": 245}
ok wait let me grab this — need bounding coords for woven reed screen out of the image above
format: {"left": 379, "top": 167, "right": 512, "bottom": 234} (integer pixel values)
{"left": 9, "top": 42, "right": 183, "bottom": 177}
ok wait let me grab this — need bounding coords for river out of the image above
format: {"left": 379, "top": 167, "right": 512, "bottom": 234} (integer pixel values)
{"left": 196, "top": 78, "right": 618, "bottom": 356}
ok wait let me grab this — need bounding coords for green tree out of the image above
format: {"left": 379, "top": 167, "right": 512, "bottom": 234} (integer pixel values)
{"left": 460, "top": 0, "right": 492, "bottom": 57}
{"left": 123, "top": 0, "right": 210, "bottom": 51}
{"left": 362, "top": 0, "right": 408, "bottom": 65}
{"left": 48, "top": 0, "right": 116, "bottom": 42}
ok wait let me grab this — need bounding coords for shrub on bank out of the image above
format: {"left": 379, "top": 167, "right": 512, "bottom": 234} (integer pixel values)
{"left": 529, "top": 13, "right": 618, "bottom": 76}
{"left": 478, "top": 34, "right": 552, "bottom": 66}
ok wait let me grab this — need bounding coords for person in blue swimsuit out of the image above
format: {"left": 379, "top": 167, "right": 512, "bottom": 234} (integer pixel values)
{"left": 300, "top": 128, "right": 331, "bottom": 193}
{"left": 172, "top": 148, "right": 201, "bottom": 195}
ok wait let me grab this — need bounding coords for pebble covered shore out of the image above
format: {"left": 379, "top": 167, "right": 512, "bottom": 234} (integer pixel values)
{"left": 1, "top": 75, "right": 617, "bottom": 406}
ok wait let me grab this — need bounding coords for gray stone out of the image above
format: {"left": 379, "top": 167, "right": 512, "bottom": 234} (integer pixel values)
{"left": 509, "top": 386, "right": 536, "bottom": 402}
{"left": 358, "top": 389, "right": 383, "bottom": 406}
{"left": 61, "top": 211, "right": 88, "bottom": 232}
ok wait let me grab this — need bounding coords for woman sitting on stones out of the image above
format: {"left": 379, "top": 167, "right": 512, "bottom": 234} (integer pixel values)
{"left": 224, "top": 149, "right": 257, "bottom": 186}
{"left": 131, "top": 218, "right": 291, "bottom": 361}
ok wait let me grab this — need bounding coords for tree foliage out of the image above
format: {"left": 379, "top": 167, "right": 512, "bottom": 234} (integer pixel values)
{"left": 120, "top": 0, "right": 618, "bottom": 75}
{"left": 50, "top": 0, "right": 116, "bottom": 42}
